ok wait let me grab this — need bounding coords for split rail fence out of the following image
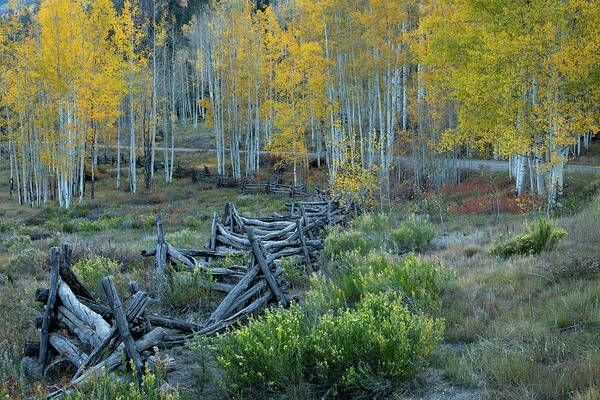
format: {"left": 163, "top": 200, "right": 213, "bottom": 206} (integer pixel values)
{"left": 23, "top": 196, "right": 355, "bottom": 396}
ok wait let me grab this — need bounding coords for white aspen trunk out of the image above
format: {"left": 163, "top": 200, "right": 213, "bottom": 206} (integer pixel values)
{"left": 117, "top": 110, "right": 121, "bottom": 189}
{"left": 169, "top": 27, "right": 176, "bottom": 184}
{"left": 528, "top": 155, "right": 535, "bottom": 194}
{"left": 150, "top": 3, "right": 157, "bottom": 188}
{"left": 323, "top": 15, "right": 336, "bottom": 182}
{"left": 129, "top": 88, "right": 136, "bottom": 194}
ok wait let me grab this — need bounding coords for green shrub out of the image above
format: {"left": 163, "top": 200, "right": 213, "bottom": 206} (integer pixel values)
{"left": 213, "top": 253, "right": 249, "bottom": 269}
{"left": 353, "top": 213, "right": 394, "bottom": 233}
{"left": 208, "top": 303, "right": 310, "bottom": 394}
{"left": 39, "top": 206, "right": 61, "bottom": 221}
{"left": 72, "top": 256, "right": 123, "bottom": 299}
{"left": 280, "top": 257, "right": 311, "bottom": 289}
{"left": 490, "top": 218, "right": 567, "bottom": 257}
{"left": 390, "top": 216, "right": 436, "bottom": 252}
{"left": 183, "top": 215, "right": 201, "bottom": 228}
{"left": 78, "top": 219, "right": 101, "bottom": 232}
{"left": 206, "top": 292, "right": 443, "bottom": 397}
{"left": 583, "top": 179, "right": 600, "bottom": 198}
{"left": 1, "top": 235, "right": 46, "bottom": 280}
{"left": 44, "top": 217, "right": 64, "bottom": 232}
{"left": 63, "top": 365, "right": 180, "bottom": 400}
{"left": 133, "top": 214, "right": 157, "bottom": 230}
{"left": 307, "top": 252, "right": 452, "bottom": 314}
{"left": 307, "top": 292, "right": 443, "bottom": 395}
{"left": 163, "top": 267, "right": 215, "bottom": 311}
{"left": 69, "top": 204, "right": 90, "bottom": 218}
{"left": 62, "top": 220, "right": 77, "bottom": 233}
{"left": 324, "top": 227, "right": 375, "bottom": 260}
{"left": 99, "top": 215, "right": 125, "bottom": 230}
{"left": 4, "top": 234, "right": 33, "bottom": 252}
{"left": 4, "top": 246, "right": 47, "bottom": 281}
{"left": 0, "top": 220, "right": 17, "bottom": 233}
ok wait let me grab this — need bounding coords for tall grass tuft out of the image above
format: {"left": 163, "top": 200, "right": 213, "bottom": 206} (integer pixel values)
{"left": 490, "top": 217, "right": 566, "bottom": 257}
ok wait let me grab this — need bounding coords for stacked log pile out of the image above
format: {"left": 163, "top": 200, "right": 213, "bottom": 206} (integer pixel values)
{"left": 22, "top": 245, "right": 177, "bottom": 396}
{"left": 22, "top": 198, "right": 352, "bottom": 393}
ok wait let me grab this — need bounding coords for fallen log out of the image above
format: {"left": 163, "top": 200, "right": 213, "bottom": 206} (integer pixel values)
{"left": 72, "top": 297, "right": 206, "bottom": 334}
{"left": 102, "top": 276, "right": 145, "bottom": 380}
{"left": 247, "top": 228, "right": 287, "bottom": 308}
{"left": 155, "top": 214, "right": 169, "bottom": 302}
{"left": 56, "top": 306, "right": 102, "bottom": 348}
{"left": 73, "top": 291, "right": 150, "bottom": 380}
{"left": 207, "top": 257, "right": 260, "bottom": 324}
{"left": 66, "top": 328, "right": 166, "bottom": 392}
{"left": 297, "top": 218, "right": 314, "bottom": 271}
{"left": 57, "top": 279, "right": 111, "bottom": 340}
{"left": 47, "top": 333, "right": 87, "bottom": 371}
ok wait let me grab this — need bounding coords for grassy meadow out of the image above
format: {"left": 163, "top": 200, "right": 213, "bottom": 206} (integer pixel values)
{"left": 1, "top": 137, "right": 600, "bottom": 399}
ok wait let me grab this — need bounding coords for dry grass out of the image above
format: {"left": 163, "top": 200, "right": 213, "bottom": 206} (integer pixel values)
{"left": 433, "top": 193, "right": 600, "bottom": 399}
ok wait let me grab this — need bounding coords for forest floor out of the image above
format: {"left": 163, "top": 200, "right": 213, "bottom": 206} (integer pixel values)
{"left": 2, "top": 131, "right": 600, "bottom": 398}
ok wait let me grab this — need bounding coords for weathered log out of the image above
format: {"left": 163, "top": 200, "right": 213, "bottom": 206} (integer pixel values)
{"left": 142, "top": 247, "right": 238, "bottom": 259}
{"left": 102, "top": 276, "right": 145, "bottom": 380}
{"left": 224, "top": 267, "right": 284, "bottom": 319}
{"left": 75, "top": 297, "right": 206, "bottom": 334}
{"left": 58, "top": 279, "right": 111, "bottom": 339}
{"left": 246, "top": 228, "right": 288, "bottom": 308}
{"left": 297, "top": 218, "right": 314, "bottom": 271}
{"left": 207, "top": 257, "right": 260, "bottom": 324}
{"left": 127, "top": 281, "right": 152, "bottom": 334}
{"left": 146, "top": 315, "right": 203, "bottom": 332}
{"left": 73, "top": 290, "right": 149, "bottom": 380}
{"left": 167, "top": 243, "right": 196, "bottom": 270}
{"left": 208, "top": 211, "right": 218, "bottom": 262}
{"left": 238, "top": 215, "right": 294, "bottom": 230}
{"left": 253, "top": 223, "right": 298, "bottom": 241}
{"left": 56, "top": 306, "right": 102, "bottom": 348}
{"left": 39, "top": 247, "right": 60, "bottom": 365}
{"left": 155, "top": 214, "right": 169, "bottom": 302}
{"left": 223, "top": 279, "right": 267, "bottom": 319}
{"left": 59, "top": 244, "right": 93, "bottom": 300}
{"left": 47, "top": 333, "right": 87, "bottom": 371}
{"left": 70, "top": 327, "right": 165, "bottom": 387}
{"left": 227, "top": 290, "right": 272, "bottom": 322}
{"left": 298, "top": 204, "right": 315, "bottom": 240}
{"left": 23, "top": 341, "right": 40, "bottom": 357}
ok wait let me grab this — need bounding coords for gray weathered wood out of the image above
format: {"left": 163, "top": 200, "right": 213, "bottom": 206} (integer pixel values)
{"left": 48, "top": 333, "right": 87, "bottom": 371}
{"left": 208, "top": 211, "right": 218, "bottom": 262}
{"left": 58, "top": 280, "right": 111, "bottom": 339}
{"left": 102, "top": 276, "right": 145, "bottom": 381}
{"left": 69, "top": 327, "right": 165, "bottom": 389}
{"left": 155, "top": 214, "right": 169, "bottom": 302}
{"left": 246, "top": 228, "right": 288, "bottom": 308}
{"left": 73, "top": 290, "right": 149, "bottom": 380}
{"left": 207, "top": 257, "right": 260, "bottom": 324}
{"left": 59, "top": 244, "right": 93, "bottom": 300}
{"left": 56, "top": 306, "right": 102, "bottom": 348}
{"left": 297, "top": 218, "right": 314, "bottom": 271}
{"left": 39, "top": 247, "right": 60, "bottom": 365}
